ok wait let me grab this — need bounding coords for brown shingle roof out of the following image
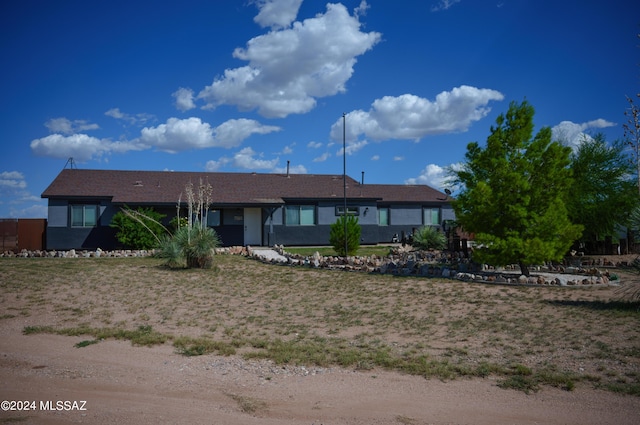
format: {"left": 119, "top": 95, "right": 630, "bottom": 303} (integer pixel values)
{"left": 41, "top": 169, "right": 449, "bottom": 205}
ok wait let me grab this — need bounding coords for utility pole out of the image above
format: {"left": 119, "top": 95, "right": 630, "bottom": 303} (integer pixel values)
{"left": 343, "top": 112, "right": 348, "bottom": 261}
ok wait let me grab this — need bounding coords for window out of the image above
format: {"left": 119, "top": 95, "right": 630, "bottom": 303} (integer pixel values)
{"left": 335, "top": 206, "right": 359, "bottom": 216}
{"left": 71, "top": 205, "right": 98, "bottom": 227}
{"left": 423, "top": 207, "right": 440, "bottom": 226}
{"left": 207, "top": 209, "right": 221, "bottom": 226}
{"left": 378, "top": 207, "right": 389, "bottom": 226}
{"left": 285, "top": 205, "right": 315, "bottom": 225}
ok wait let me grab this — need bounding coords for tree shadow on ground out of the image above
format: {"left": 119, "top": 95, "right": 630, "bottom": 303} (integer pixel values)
{"left": 545, "top": 299, "right": 640, "bottom": 313}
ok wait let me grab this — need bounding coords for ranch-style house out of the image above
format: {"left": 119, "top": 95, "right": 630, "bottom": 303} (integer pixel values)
{"left": 41, "top": 169, "right": 455, "bottom": 250}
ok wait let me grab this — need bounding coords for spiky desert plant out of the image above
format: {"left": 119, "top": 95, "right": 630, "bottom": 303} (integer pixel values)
{"left": 183, "top": 223, "right": 220, "bottom": 268}
{"left": 157, "top": 233, "right": 185, "bottom": 268}
{"left": 412, "top": 226, "right": 446, "bottom": 251}
{"left": 156, "top": 179, "right": 221, "bottom": 269}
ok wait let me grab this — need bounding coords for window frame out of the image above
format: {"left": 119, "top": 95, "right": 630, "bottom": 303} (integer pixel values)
{"left": 206, "top": 209, "right": 221, "bottom": 227}
{"left": 70, "top": 204, "right": 98, "bottom": 228}
{"left": 423, "top": 207, "right": 441, "bottom": 226}
{"left": 378, "top": 207, "right": 390, "bottom": 226}
{"left": 285, "top": 205, "right": 316, "bottom": 226}
{"left": 335, "top": 205, "right": 360, "bottom": 216}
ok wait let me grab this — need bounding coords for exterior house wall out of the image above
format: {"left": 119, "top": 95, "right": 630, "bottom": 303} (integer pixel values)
{"left": 45, "top": 198, "right": 455, "bottom": 249}
{"left": 260, "top": 202, "right": 450, "bottom": 247}
{"left": 47, "top": 199, "right": 68, "bottom": 227}
{"left": 42, "top": 170, "right": 455, "bottom": 250}
{"left": 46, "top": 202, "right": 117, "bottom": 251}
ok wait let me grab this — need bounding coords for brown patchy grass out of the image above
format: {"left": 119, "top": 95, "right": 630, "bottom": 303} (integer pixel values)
{"left": 1, "top": 255, "right": 639, "bottom": 394}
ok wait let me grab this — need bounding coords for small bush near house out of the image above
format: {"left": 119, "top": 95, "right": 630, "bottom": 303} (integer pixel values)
{"left": 330, "top": 215, "right": 361, "bottom": 256}
{"left": 110, "top": 206, "right": 166, "bottom": 250}
{"left": 412, "top": 226, "right": 446, "bottom": 251}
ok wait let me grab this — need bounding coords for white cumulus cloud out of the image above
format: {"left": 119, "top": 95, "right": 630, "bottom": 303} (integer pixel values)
{"left": 233, "top": 147, "right": 279, "bottom": 170}
{"left": 172, "top": 87, "right": 196, "bottom": 112}
{"left": 552, "top": 119, "right": 616, "bottom": 150}
{"left": 253, "top": 0, "right": 303, "bottom": 29}
{"left": 139, "top": 117, "right": 280, "bottom": 152}
{"left": 330, "top": 86, "right": 504, "bottom": 142}
{"left": 30, "top": 134, "right": 143, "bottom": 162}
{"left": 139, "top": 118, "right": 215, "bottom": 153}
{"left": 198, "top": 3, "right": 381, "bottom": 118}
{"left": 214, "top": 118, "right": 281, "bottom": 148}
{"left": 205, "top": 157, "right": 231, "bottom": 172}
{"left": 406, "top": 162, "right": 463, "bottom": 192}
{"left": 337, "top": 140, "right": 368, "bottom": 156}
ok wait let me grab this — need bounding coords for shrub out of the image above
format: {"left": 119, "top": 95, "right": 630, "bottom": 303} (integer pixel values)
{"left": 110, "top": 206, "right": 166, "bottom": 250}
{"left": 330, "top": 215, "right": 361, "bottom": 256}
{"left": 412, "top": 226, "right": 446, "bottom": 250}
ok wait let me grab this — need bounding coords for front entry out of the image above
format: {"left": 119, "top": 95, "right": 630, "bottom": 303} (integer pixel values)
{"left": 244, "top": 208, "right": 262, "bottom": 245}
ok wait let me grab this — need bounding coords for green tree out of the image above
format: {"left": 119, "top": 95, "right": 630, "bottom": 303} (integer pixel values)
{"left": 110, "top": 206, "right": 166, "bottom": 250}
{"left": 567, "top": 134, "right": 639, "bottom": 252}
{"left": 330, "top": 215, "right": 361, "bottom": 256}
{"left": 412, "top": 226, "right": 446, "bottom": 250}
{"left": 451, "top": 101, "right": 583, "bottom": 276}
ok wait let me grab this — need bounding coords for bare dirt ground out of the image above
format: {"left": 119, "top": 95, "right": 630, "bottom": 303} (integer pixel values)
{"left": 1, "top": 255, "right": 639, "bottom": 424}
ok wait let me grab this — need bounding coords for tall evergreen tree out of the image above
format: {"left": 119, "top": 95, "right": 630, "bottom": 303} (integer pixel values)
{"left": 452, "top": 101, "right": 583, "bottom": 276}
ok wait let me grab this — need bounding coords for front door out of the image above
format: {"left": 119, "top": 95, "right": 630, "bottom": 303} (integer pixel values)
{"left": 244, "top": 208, "right": 262, "bottom": 245}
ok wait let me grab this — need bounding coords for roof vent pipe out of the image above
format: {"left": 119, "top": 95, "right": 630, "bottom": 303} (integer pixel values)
{"left": 361, "top": 171, "right": 364, "bottom": 185}
{"left": 287, "top": 160, "right": 290, "bottom": 177}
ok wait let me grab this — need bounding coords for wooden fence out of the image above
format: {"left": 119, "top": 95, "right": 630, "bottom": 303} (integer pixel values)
{"left": 0, "top": 219, "right": 46, "bottom": 252}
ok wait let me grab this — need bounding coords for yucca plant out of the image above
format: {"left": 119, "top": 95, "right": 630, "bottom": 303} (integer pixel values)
{"left": 157, "top": 221, "right": 220, "bottom": 269}
{"left": 412, "top": 225, "right": 446, "bottom": 251}
{"left": 156, "top": 179, "right": 221, "bottom": 269}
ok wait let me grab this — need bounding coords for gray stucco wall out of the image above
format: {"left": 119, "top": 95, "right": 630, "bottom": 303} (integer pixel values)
{"left": 46, "top": 198, "right": 455, "bottom": 249}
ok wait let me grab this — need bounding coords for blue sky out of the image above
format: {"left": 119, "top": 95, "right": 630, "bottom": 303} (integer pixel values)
{"left": 1, "top": 0, "right": 638, "bottom": 218}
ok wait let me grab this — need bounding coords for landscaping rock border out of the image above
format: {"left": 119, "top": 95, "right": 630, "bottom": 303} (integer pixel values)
{"left": 247, "top": 245, "right": 623, "bottom": 287}
{"left": 4, "top": 245, "right": 626, "bottom": 287}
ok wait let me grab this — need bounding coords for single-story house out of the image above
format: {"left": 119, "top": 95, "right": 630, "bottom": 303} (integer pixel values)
{"left": 41, "top": 168, "right": 456, "bottom": 250}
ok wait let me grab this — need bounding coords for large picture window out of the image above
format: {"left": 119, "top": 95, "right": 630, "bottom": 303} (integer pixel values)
{"left": 71, "top": 205, "right": 98, "bottom": 227}
{"left": 423, "top": 207, "right": 440, "bottom": 226}
{"left": 285, "top": 205, "right": 315, "bottom": 225}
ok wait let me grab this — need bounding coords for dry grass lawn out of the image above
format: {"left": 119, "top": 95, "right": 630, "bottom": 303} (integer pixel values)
{"left": 2, "top": 254, "right": 639, "bottom": 395}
